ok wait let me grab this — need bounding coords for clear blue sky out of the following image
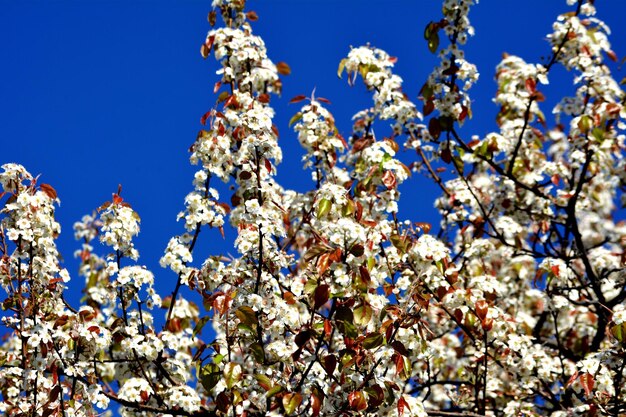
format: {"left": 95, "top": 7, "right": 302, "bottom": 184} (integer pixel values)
{"left": 3, "top": 1, "right": 626, "bottom": 306}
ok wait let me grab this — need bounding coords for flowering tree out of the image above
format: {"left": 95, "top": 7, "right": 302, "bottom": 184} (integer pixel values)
{"left": 1, "top": 0, "right": 626, "bottom": 416}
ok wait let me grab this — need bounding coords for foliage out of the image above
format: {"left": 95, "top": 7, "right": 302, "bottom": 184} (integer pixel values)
{"left": 1, "top": 0, "right": 626, "bottom": 416}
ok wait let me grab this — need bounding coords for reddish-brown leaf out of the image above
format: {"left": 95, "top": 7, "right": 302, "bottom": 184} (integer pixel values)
{"left": 200, "top": 43, "right": 210, "bottom": 59}
{"left": 397, "top": 396, "right": 410, "bottom": 416}
{"left": 216, "top": 392, "right": 231, "bottom": 413}
{"left": 481, "top": 317, "right": 493, "bottom": 331}
{"left": 246, "top": 11, "right": 259, "bottom": 21}
{"left": 566, "top": 371, "right": 579, "bottom": 388}
{"left": 525, "top": 78, "right": 536, "bottom": 94}
{"left": 224, "top": 94, "right": 239, "bottom": 108}
{"left": 391, "top": 340, "right": 409, "bottom": 356}
{"left": 467, "top": 139, "right": 480, "bottom": 148}
{"left": 276, "top": 62, "right": 291, "bottom": 76}
{"left": 140, "top": 390, "right": 150, "bottom": 402}
{"left": 201, "top": 35, "right": 215, "bottom": 59}
{"left": 295, "top": 329, "right": 313, "bottom": 348}
{"left": 454, "top": 308, "right": 464, "bottom": 324}
{"left": 40, "top": 184, "right": 57, "bottom": 200}
{"left": 323, "top": 319, "right": 332, "bottom": 337}
{"left": 459, "top": 105, "right": 469, "bottom": 122}
{"left": 355, "top": 201, "right": 363, "bottom": 221}
{"left": 382, "top": 170, "right": 397, "bottom": 190}
{"left": 208, "top": 10, "right": 217, "bottom": 26}
{"left": 475, "top": 300, "right": 488, "bottom": 321}
{"left": 394, "top": 353, "right": 404, "bottom": 375}
{"left": 322, "top": 354, "right": 337, "bottom": 376}
{"left": 316, "top": 253, "right": 332, "bottom": 276}
{"left": 50, "top": 385, "right": 61, "bottom": 402}
{"left": 348, "top": 391, "right": 367, "bottom": 411}
{"left": 289, "top": 95, "right": 307, "bottom": 104}
{"left": 284, "top": 291, "right": 296, "bottom": 305}
{"left": 366, "top": 385, "right": 385, "bottom": 408}
{"left": 428, "top": 117, "right": 441, "bottom": 139}
{"left": 414, "top": 222, "right": 432, "bottom": 233}
{"left": 200, "top": 110, "right": 211, "bottom": 126}
{"left": 423, "top": 99, "right": 435, "bottom": 116}
{"left": 580, "top": 372, "right": 595, "bottom": 397}
{"left": 311, "top": 393, "right": 322, "bottom": 417}
{"left": 359, "top": 265, "right": 371, "bottom": 284}
{"left": 314, "top": 284, "right": 330, "bottom": 310}
{"left": 441, "top": 147, "right": 452, "bottom": 164}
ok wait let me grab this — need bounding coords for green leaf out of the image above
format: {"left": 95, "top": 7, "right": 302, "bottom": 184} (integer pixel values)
{"left": 337, "top": 58, "right": 348, "bottom": 79}
{"left": 250, "top": 342, "right": 265, "bottom": 363}
{"left": 338, "top": 320, "right": 358, "bottom": 339}
{"left": 237, "top": 323, "right": 255, "bottom": 334}
{"left": 577, "top": 115, "right": 593, "bottom": 134}
{"left": 193, "top": 316, "right": 210, "bottom": 338}
{"left": 428, "top": 32, "right": 439, "bottom": 53}
{"left": 342, "top": 200, "right": 355, "bottom": 217}
{"left": 317, "top": 198, "right": 332, "bottom": 218}
{"left": 362, "top": 332, "right": 384, "bottom": 349}
{"left": 611, "top": 322, "right": 626, "bottom": 343}
{"left": 349, "top": 243, "right": 364, "bottom": 257}
{"left": 422, "top": 84, "right": 434, "bottom": 100}
{"left": 224, "top": 363, "right": 242, "bottom": 389}
{"left": 591, "top": 127, "right": 605, "bottom": 142}
{"left": 390, "top": 234, "right": 408, "bottom": 253}
{"left": 266, "top": 384, "right": 284, "bottom": 398}
{"left": 200, "top": 363, "right": 221, "bottom": 392}
{"left": 354, "top": 304, "right": 373, "bottom": 326}
{"left": 235, "top": 306, "right": 258, "bottom": 327}
{"left": 304, "top": 244, "right": 332, "bottom": 261}
{"left": 283, "top": 393, "right": 303, "bottom": 415}
{"left": 423, "top": 22, "right": 434, "bottom": 40}
{"left": 255, "top": 374, "right": 272, "bottom": 391}
{"left": 289, "top": 112, "right": 303, "bottom": 127}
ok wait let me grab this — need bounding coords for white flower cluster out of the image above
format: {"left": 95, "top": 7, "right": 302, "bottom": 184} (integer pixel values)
{"left": 423, "top": 0, "right": 479, "bottom": 120}
{"left": 163, "top": 385, "right": 201, "bottom": 413}
{"left": 99, "top": 202, "right": 140, "bottom": 260}
{"left": 341, "top": 45, "right": 421, "bottom": 134}
{"left": 177, "top": 177, "right": 226, "bottom": 232}
{"left": 0, "top": 163, "right": 33, "bottom": 193}
{"left": 160, "top": 235, "right": 194, "bottom": 279}
{"left": 495, "top": 55, "right": 547, "bottom": 122}
{"left": 209, "top": 25, "right": 280, "bottom": 94}
{"left": 293, "top": 100, "right": 345, "bottom": 173}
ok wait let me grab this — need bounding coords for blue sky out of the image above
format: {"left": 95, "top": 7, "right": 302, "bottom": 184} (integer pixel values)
{"left": 3, "top": 0, "right": 626, "bottom": 306}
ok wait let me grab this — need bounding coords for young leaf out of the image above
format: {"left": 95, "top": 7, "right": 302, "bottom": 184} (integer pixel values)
{"left": 362, "top": 332, "right": 384, "bottom": 350}
{"left": 314, "top": 284, "right": 330, "bottom": 310}
{"left": 348, "top": 391, "right": 368, "bottom": 411}
{"left": 316, "top": 198, "right": 332, "bottom": 218}
{"left": 276, "top": 62, "right": 291, "bottom": 75}
{"left": 224, "top": 363, "right": 243, "bottom": 389}
{"left": 282, "top": 392, "right": 303, "bottom": 415}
